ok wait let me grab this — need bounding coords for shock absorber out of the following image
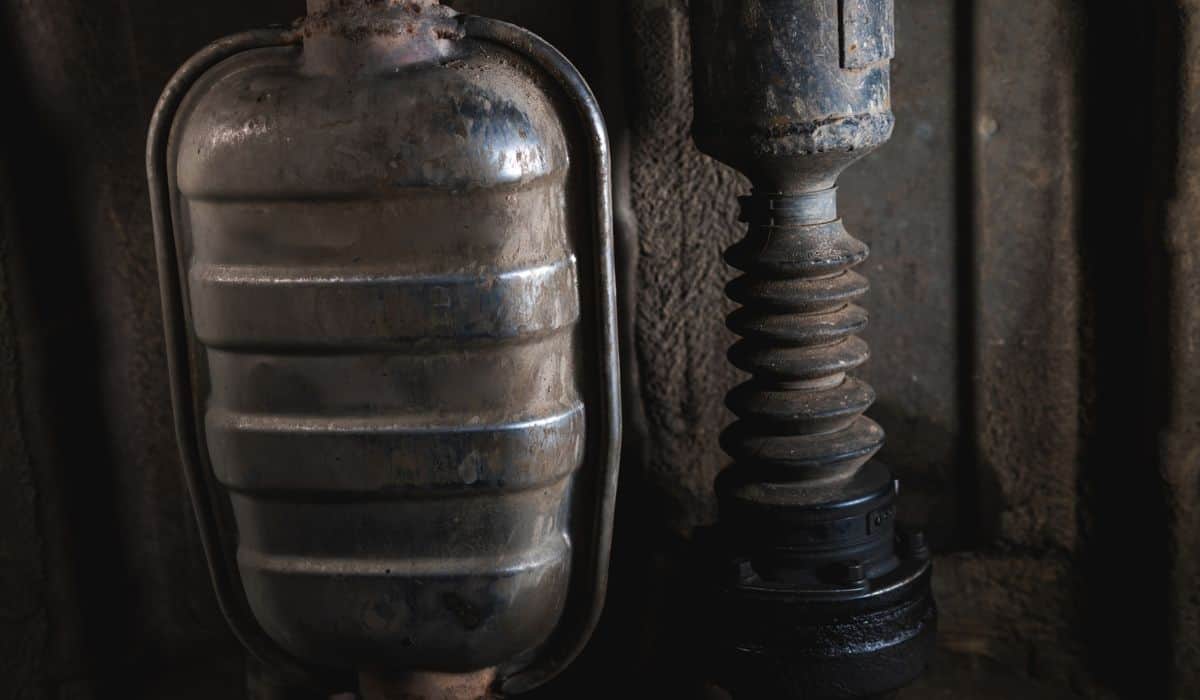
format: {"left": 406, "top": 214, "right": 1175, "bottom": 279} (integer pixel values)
{"left": 690, "top": 1, "right": 936, "bottom": 697}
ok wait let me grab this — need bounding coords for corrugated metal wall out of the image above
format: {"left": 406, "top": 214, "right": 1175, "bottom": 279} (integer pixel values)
{"left": 0, "top": 0, "right": 1195, "bottom": 698}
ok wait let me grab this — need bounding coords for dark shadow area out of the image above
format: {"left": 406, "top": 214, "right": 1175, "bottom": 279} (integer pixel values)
{"left": 873, "top": 399, "right": 965, "bottom": 550}
{"left": 0, "top": 10, "right": 130, "bottom": 696}
{"left": 0, "top": 1, "right": 301, "bottom": 697}
{"left": 900, "top": 649, "right": 1070, "bottom": 700}
{"left": 1076, "top": 2, "right": 1176, "bottom": 697}
{"left": 952, "top": 0, "right": 982, "bottom": 552}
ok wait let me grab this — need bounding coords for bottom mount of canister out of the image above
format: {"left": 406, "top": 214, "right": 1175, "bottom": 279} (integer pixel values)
{"left": 358, "top": 668, "right": 498, "bottom": 700}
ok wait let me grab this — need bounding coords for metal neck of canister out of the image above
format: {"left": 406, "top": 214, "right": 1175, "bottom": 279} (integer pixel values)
{"left": 301, "top": 0, "right": 462, "bottom": 75}
{"left": 306, "top": 0, "right": 443, "bottom": 14}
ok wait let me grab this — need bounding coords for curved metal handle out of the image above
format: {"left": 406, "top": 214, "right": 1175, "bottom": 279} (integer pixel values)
{"left": 459, "top": 15, "right": 622, "bottom": 696}
{"left": 146, "top": 27, "right": 340, "bottom": 691}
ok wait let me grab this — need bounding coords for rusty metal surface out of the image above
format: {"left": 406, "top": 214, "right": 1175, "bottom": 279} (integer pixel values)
{"left": 691, "top": 0, "right": 892, "bottom": 487}
{"left": 453, "top": 15, "right": 621, "bottom": 694}
{"left": 148, "top": 0, "right": 619, "bottom": 692}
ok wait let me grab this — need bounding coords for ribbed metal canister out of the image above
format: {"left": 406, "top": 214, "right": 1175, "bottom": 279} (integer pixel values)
{"left": 166, "top": 6, "right": 586, "bottom": 671}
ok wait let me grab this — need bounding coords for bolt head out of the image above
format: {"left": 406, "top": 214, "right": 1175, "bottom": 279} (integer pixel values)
{"left": 902, "top": 529, "right": 931, "bottom": 560}
{"left": 841, "top": 561, "right": 867, "bottom": 585}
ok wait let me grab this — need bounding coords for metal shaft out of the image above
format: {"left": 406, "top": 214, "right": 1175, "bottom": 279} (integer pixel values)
{"left": 693, "top": 0, "right": 897, "bottom": 592}
{"left": 690, "top": 1, "right": 935, "bottom": 696}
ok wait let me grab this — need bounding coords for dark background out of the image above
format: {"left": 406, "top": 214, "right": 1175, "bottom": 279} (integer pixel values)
{"left": 2, "top": 0, "right": 1197, "bottom": 698}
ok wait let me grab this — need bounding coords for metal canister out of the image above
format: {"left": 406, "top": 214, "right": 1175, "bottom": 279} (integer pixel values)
{"left": 147, "top": 1, "right": 619, "bottom": 694}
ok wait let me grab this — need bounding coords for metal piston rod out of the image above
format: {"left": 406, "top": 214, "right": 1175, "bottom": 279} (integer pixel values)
{"left": 689, "top": 1, "right": 936, "bottom": 697}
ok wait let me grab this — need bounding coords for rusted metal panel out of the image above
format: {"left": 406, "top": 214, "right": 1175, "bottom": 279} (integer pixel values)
{"left": 972, "top": 0, "right": 1082, "bottom": 552}
{"left": 1163, "top": 3, "right": 1200, "bottom": 695}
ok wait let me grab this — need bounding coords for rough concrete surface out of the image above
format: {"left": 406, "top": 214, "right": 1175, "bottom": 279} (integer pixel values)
{"left": 629, "top": 0, "right": 747, "bottom": 533}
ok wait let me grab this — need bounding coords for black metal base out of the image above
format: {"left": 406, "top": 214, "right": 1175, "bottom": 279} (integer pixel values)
{"left": 701, "top": 461, "right": 936, "bottom": 699}
{"left": 710, "top": 563, "right": 935, "bottom": 699}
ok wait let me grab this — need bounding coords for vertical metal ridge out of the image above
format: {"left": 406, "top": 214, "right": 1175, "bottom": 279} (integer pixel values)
{"left": 460, "top": 14, "right": 622, "bottom": 696}
{"left": 146, "top": 27, "right": 336, "bottom": 690}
